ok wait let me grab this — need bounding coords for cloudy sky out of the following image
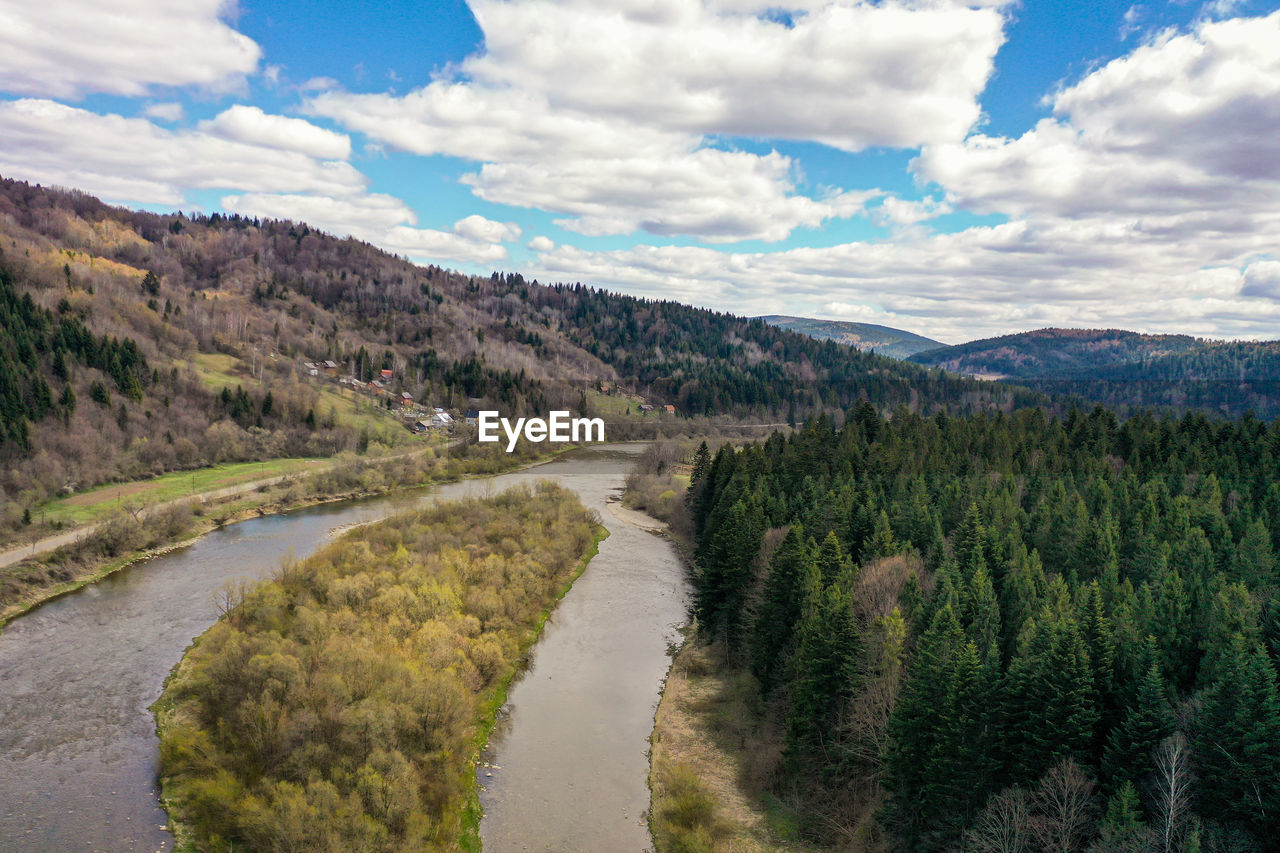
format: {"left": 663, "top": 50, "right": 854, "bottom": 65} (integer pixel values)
{"left": 1, "top": 0, "right": 1278, "bottom": 341}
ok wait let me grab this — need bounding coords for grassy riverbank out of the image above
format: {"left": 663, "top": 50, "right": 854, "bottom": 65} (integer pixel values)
{"left": 626, "top": 439, "right": 816, "bottom": 853}
{"left": 153, "top": 483, "right": 602, "bottom": 852}
{"left": 650, "top": 640, "right": 816, "bottom": 852}
{"left": 0, "top": 440, "right": 577, "bottom": 630}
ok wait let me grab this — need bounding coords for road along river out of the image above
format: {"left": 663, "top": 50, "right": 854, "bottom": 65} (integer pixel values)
{"left": 0, "top": 444, "right": 689, "bottom": 852}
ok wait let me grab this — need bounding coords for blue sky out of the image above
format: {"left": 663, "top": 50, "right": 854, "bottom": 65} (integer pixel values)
{"left": 2, "top": 0, "right": 1279, "bottom": 341}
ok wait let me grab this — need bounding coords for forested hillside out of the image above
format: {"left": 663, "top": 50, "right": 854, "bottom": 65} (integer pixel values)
{"left": 0, "top": 177, "right": 1031, "bottom": 543}
{"left": 760, "top": 315, "right": 943, "bottom": 359}
{"left": 686, "top": 404, "right": 1280, "bottom": 851}
{"left": 912, "top": 328, "right": 1280, "bottom": 418}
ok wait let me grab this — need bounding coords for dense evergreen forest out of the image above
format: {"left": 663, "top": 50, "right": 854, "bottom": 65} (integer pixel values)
{"left": 912, "top": 328, "right": 1280, "bottom": 418}
{"left": 686, "top": 404, "right": 1280, "bottom": 851}
{"left": 155, "top": 483, "right": 600, "bottom": 852}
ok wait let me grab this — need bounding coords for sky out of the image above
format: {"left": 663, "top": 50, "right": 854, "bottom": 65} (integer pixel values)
{"left": 2, "top": 1, "right": 1279, "bottom": 343}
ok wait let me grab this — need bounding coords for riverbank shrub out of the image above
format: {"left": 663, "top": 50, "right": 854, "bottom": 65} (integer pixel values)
{"left": 155, "top": 482, "right": 599, "bottom": 852}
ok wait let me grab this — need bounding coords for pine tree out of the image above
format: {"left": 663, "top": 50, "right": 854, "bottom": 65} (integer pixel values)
{"left": 786, "top": 575, "right": 861, "bottom": 765}
{"left": 1002, "top": 614, "right": 1098, "bottom": 783}
{"left": 685, "top": 441, "right": 711, "bottom": 510}
{"left": 694, "top": 499, "right": 763, "bottom": 653}
{"left": 963, "top": 565, "right": 1002, "bottom": 667}
{"left": 1102, "top": 657, "right": 1173, "bottom": 791}
{"left": 956, "top": 503, "right": 988, "bottom": 581}
{"left": 865, "top": 509, "right": 897, "bottom": 559}
{"left": 813, "top": 530, "right": 852, "bottom": 587}
{"left": 1193, "top": 632, "right": 1280, "bottom": 835}
{"left": 884, "top": 605, "right": 995, "bottom": 850}
{"left": 1232, "top": 518, "right": 1275, "bottom": 590}
{"left": 1093, "top": 781, "right": 1147, "bottom": 853}
{"left": 750, "top": 525, "right": 811, "bottom": 691}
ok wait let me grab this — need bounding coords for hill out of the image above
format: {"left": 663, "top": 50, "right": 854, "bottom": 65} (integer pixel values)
{"left": 911, "top": 327, "right": 1280, "bottom": 417}
{"left": 758, "top": 314, "right": 943, "bottom": 359}
{"left": 0, "top": 177, "right": 1032, "bottom": 544}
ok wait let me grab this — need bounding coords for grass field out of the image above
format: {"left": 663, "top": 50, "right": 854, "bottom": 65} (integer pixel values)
{"left": 188, "top": 352, "right": 246, "bottom": 390}
{"left": 187, "top": 351, "right": 411, "bottom": 444}
{"left": 37, "top": 457, "right": 328, "bottom": 527}
{"left": 585, "top": 389, "right": 646, "bottom": 417}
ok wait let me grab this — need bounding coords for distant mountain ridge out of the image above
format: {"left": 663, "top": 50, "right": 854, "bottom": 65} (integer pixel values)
{"left": 758, "top": 315, "right": 943, "bottom": 359}
{"left": 911, "top": 327, "right": 1280, "bottom": 417}
{"left": 910, "top": 327, "right": 1203, "bottom": 378}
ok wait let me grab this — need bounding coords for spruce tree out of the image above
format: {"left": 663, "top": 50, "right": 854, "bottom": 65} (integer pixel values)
{"left": 786, "top": 575, "right": 861, "bottom": 766}
{"left": 1101, "top": 657, "right": 1173, "bottom": 791}
{"left": 1193, "top": 633, "right": 1280, "bottom": 836}
{"left": 750, "top": 524, "right": 810, "bottom": 691}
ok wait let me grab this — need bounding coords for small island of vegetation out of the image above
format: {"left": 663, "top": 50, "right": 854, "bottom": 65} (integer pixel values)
{"left": 153, "top": 482, "right": 603, "bottom": 852}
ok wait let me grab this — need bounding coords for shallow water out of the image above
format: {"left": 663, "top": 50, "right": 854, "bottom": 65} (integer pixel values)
{"left": 0, "top": 445, "right": 688, "bottom": 852}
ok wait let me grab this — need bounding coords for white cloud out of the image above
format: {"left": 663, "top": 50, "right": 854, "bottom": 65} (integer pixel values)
{"left": 916, "top": 11, "right": 1280, "bottom": 225}
{"left": 221, "top": 192, "right": 415, "bottom": 233}
{"left": 142, "top": 102, "right": 184, "bottom": 122}
{"left": 299, "top": 76, "right": 341, "bottom": 92}
{"left": 520, "top": 209, "right": 1280, "bottom": 342}
{"left": 528, "top": 236, "right": 556, "bottom": 252}
{"left": 199, "top": 105, "right": 352, "bottom": 160}
{"left": 0, "top": 99, "right": 366, "bottom": 206}
{"left": 453, "top": 214, "right": 521, "bottom": 243}
{"left": 307, "top": 0, "right": 1007, "bottom": 242}
{"left": 873, "top": 196, "right": 952, "bottom": 228}
{"left": 1241, "top": 260, "right": 1280, "bottom": 300}
{"left": 460, "top": 0, "right": 1004, "bottom": 151}
{"left": 464, "top": 150, "right": 878, "bottom": 243}
{"left": 221, "top": 192, "right": 509, "bottom": 265}
{"left": 0, "top": 0, "right": 260, "bottom": 98}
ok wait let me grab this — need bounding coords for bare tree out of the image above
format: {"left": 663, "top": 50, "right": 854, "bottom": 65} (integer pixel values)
{"left": 964, "top": 786, "right": 1035, "bottom": 853}
{"left": 843, "top": 607, "right": 906, "bottom": 773}
{"left": 1150, "top": 732, "right": 1194, "bottom": 853}
{"left": 1032, "top": 759, "right": 1098, "bottom": 853}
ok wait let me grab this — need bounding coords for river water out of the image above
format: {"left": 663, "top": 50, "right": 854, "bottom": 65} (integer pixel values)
{"left": 0, "top": 444, "right": 689, "bottom": 852}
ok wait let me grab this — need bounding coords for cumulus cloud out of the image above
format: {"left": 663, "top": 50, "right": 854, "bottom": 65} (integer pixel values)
{"left": 1241, "top": 260, "right": 1280, "bottom": 300}
{"left": 307, "top": 0, "right": 1006, "bottom": 242}
{"left": 465, "top": 150, "right": 878, "bottom": 242}
{"left": 873, "top": 196, "right": 952, "bottom": 228}
{"left": 221, "top": 192, "right": 509, "bottom": 265}
{"left": 199, "top": 105, "right": 352, "bottom": 160}
{"left": 522, "top": 220, "right": 1280, "bottom": 341}
{"left": 142, "top": 102, "right": 184, "bottom": 122}
{"left": 453, "top": 214, "right": 521, "bottom": 243}
{"left": 0, "top": 0, "right": 260, "bottom": 98}
{"left": 460, "top": 0, "right": 1004, "bottom": 151}
{"left": 916, "top": 11, "right": 1280, "bottom": 225}
{"left": 0, "top": 99, "right": 365, "bottom": 206}
{"left": 528, "top": 236, "right": 556, "bottom": 252}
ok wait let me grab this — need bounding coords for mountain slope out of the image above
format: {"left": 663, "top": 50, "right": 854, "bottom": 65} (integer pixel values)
{"left": 759, "top": 314, "right": 943, "bottom": 359}
{"left": 0, "top": 177, "right": 1033, "bottom": 544}
{"left": 912, "top": 327, "right": 1280, "bottom": 417}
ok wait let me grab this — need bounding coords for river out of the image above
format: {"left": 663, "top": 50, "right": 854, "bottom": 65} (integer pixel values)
{"left": 0, "top": 444, "right": 689, "bottom": 852}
